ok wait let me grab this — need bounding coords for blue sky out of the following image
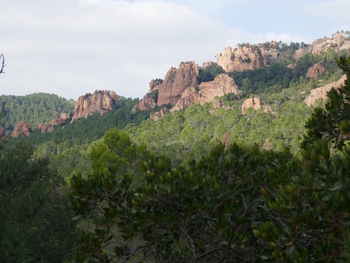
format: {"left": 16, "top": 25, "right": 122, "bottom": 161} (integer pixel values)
{"left": 0, "top": 0, "right": 349, "bottom": 100}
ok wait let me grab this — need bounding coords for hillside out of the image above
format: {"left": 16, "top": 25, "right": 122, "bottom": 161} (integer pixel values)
{"left": 0, "top": 93, "right": 74, "bottom": 133}
{"left": 3, "top": 32, "right": 350, "bottom": 262}
{"left": 5, "top": 34, "right": 349, "bottom": 157}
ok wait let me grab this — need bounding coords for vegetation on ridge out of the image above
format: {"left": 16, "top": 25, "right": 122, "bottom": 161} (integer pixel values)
{"left": 2, "top": 36, "right": 350, "bottom": 262}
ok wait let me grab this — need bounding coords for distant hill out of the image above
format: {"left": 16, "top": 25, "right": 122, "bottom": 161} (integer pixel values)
{"left": 132, "top": 33, "right": 350, "bottom": 118}
{"left": 6, "top": 33, "right": 350, "bottom": 159}
{"left": 0, "top": 93, "right": 74, "bottom": 132}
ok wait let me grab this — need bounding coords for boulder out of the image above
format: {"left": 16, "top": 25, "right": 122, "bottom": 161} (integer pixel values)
{"left": 306, "top": 63, "right": 325, "bottom": 79}
{"left": 12, "top": 121, "right": 32, "bottom": 138}
{"left": 304, "top": 75, "right": 347, "bottom": 107}
{"left": 242, "top": 97, "right": 261, "bottom": 115}
{"left": 241, "top": 98, "right": 274, "bottom": 115}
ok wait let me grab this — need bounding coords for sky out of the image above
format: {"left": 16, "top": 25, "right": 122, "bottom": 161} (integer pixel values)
{"left": 0, "top": 0, "right": 349, "bottom": 100}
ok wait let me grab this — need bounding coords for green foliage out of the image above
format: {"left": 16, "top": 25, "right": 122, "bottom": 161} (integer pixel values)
{"left": 231, "top": 60, "right": 294, "bottom": 94}
{"left": 126, "top": 95, "right": 312, "bottom": 162}
{"left": 198, "top": 63, "right": 225, "bottom": 84}
{"left": 303, "top": 56, "right": 350, "bottom": 149}
{"left": 69, "top": 129, "right": 154, "bottom": 262}
{"left": 254, "top": 55, "right": 350, "bottom": 261}
{"left": 231, "top": 48, "right": 345, "bottom": 95}
{"left": 69, "top": 56, "right": 350, "bottom": 262}
{"left": 10, "top": 97, "right": 149, "bottom": 156}
{"left": 0, "top": 142, "right": 76, "bottom": 262}
{"left": 70, "top": 126, "right": 301, "bottom": 262}
{"left": 0, "top": 93, "right": 74, "bottom": 131}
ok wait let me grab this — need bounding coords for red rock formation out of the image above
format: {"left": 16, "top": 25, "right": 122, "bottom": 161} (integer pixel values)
{"left": 242, "top": 97, "right": 261, "bottom": 115}
{"left": 157, "top": 62, "right": 199, "bottom": 106}
{"left": 241, "top": 98, "right": 274, "bottom": 115}
{"left": 12, "top": 121, "right": 32, "bottom": 138}
{"left": 71, "top": 90, "right": 119, "bottom": 122}
{"left": 150, "top": 108, "right": 167, "bottom": 121}
{"left": 36, "top": 112, "right": 71, "bottom": 133}
{"left": 215, "top": 44, "right": 272, "bottom": 72}
{"left": 133, "top": 62, "right": 199, "bottom": 112}
{"left": 295, "top": 34, "right": 350, "bottom": 59}
{"left": 222, "top": 132, "right": 231, "bottom": 146}
{"left": 148, "top": 79, "right": 162, "bottom": 93}
{"left": 132, "top": 93, "right": 157, "bottom": 113}
{"left": 132, "top": 79, "right": 163, "bottom": 112}
{"left": 171, "top": 74, "right": 241, "bottom": 112}
{"left": 0, "top": 125, "right": 7, "bottom": 139}
{"left": 304, "top": 75, "right": 347, "bottom": 107}
{"left": 306, "top": 63, "right": 325, "bottom": 79}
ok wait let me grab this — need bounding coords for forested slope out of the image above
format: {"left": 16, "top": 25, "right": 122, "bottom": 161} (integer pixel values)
{"left": 3, "top": 34, "right": 350, "bottom": 262}
{"left": 0, "top": 93, "right": 74, "bottom": 131}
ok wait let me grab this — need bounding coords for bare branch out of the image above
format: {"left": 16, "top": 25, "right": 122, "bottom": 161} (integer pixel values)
{"left": 0, "top": 54, "right": 5, "bottom": 74}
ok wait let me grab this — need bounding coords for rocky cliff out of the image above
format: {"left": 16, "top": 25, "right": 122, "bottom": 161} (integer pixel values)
{"left": 304, "top": 75, "right": 347, "bottom": 107}
{"left": 71, "top": 90, "right": 119, "bottom": 122}
{"left": 133, "top": 63, "right": 241, "bottom": 116}
{"left": 295, "top": 34, "right": 350, "bottom": 59}
{"left": 158, "top": 62, "right": 199, "bottom": 106}
{"left": 215, "top": 43, "right": 277, "bottom": 73}
{"left": 133, "top": 62, "right": 199, "bottom": 112}
{"left": 36, "top": 112, "right": 71, "bottom": 133}
{"left": 171, "top": 74, "right": 241, "bottom": 112}
{"left": 12, "top": 120, "right": 32, "bottom": 138}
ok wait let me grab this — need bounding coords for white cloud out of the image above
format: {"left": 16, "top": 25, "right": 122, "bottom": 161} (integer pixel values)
{"left": 0, "top": 0, "right": 325, "bottom": 100}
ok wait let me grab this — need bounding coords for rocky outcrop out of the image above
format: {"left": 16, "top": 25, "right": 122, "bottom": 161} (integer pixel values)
{"left": 171, "top": 74, "right": 241, "bottom": 112}
{"left": 295, "top": 34, "right": 350, "bottom": 59}
{"left": 12, "top": 121, "right": 32, "bottom": 138}
{"left": 0, "top": 125, "right": 7, "bottom": 139}
{"left": 241, "top": 97, "right": 275, "bottom": 115}
{"left": 36, "top": 112, "right": 71, "bottom": 133}
{"left": 263, "top": 105, "right": 275, "bottom": 115}
{"left": 215, "top": 43, "right": 274, "bottom": 72}
{"left": 157, "top": 62, "right": 199, "bottom": 106}
{"left": 71, "top": 90, "right": 119, "bottom": 122}
{"left": 150, "top": 108, "right": 167, "bottom": 121}
{"left": 133, "top": 62, "right": 199, "bottom": 112}
{"left": 222, "top": 132, "right": 231, "bottom": 146}
{"left": 304, "top": 75, "right": 347, "bottom": 107}
{"left": 132, "top": 93, "right": 157, "bottom": 112}
{"left": 306, "top": 63, "right": 325, "bottom": 79}
{"left": 242, "top": 97, "right": 261, "bottom": 115}
{"left": 132, "top": 79, "right": 163, "bottom": 112}
{"left": 133, "top": 63, "right": 242, "bottom": 118}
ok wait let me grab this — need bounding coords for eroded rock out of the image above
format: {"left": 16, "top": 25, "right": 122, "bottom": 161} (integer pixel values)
{"left": 304, "top": 75, "right": 347, "bottom": 107}
{"left": 12, "top": 121, "right": 32, "bottom": 138}
{"left": 171, "top": 74, "right": 241, "bottom": 112}
{"left": 36, "top": 112, "right": 71, "bottom": 133}
{"left": 306, "top": 63, "right": 325, "bottom": 79}
{"left": 71, "top": 90, "right": 119, "bottom": 122}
